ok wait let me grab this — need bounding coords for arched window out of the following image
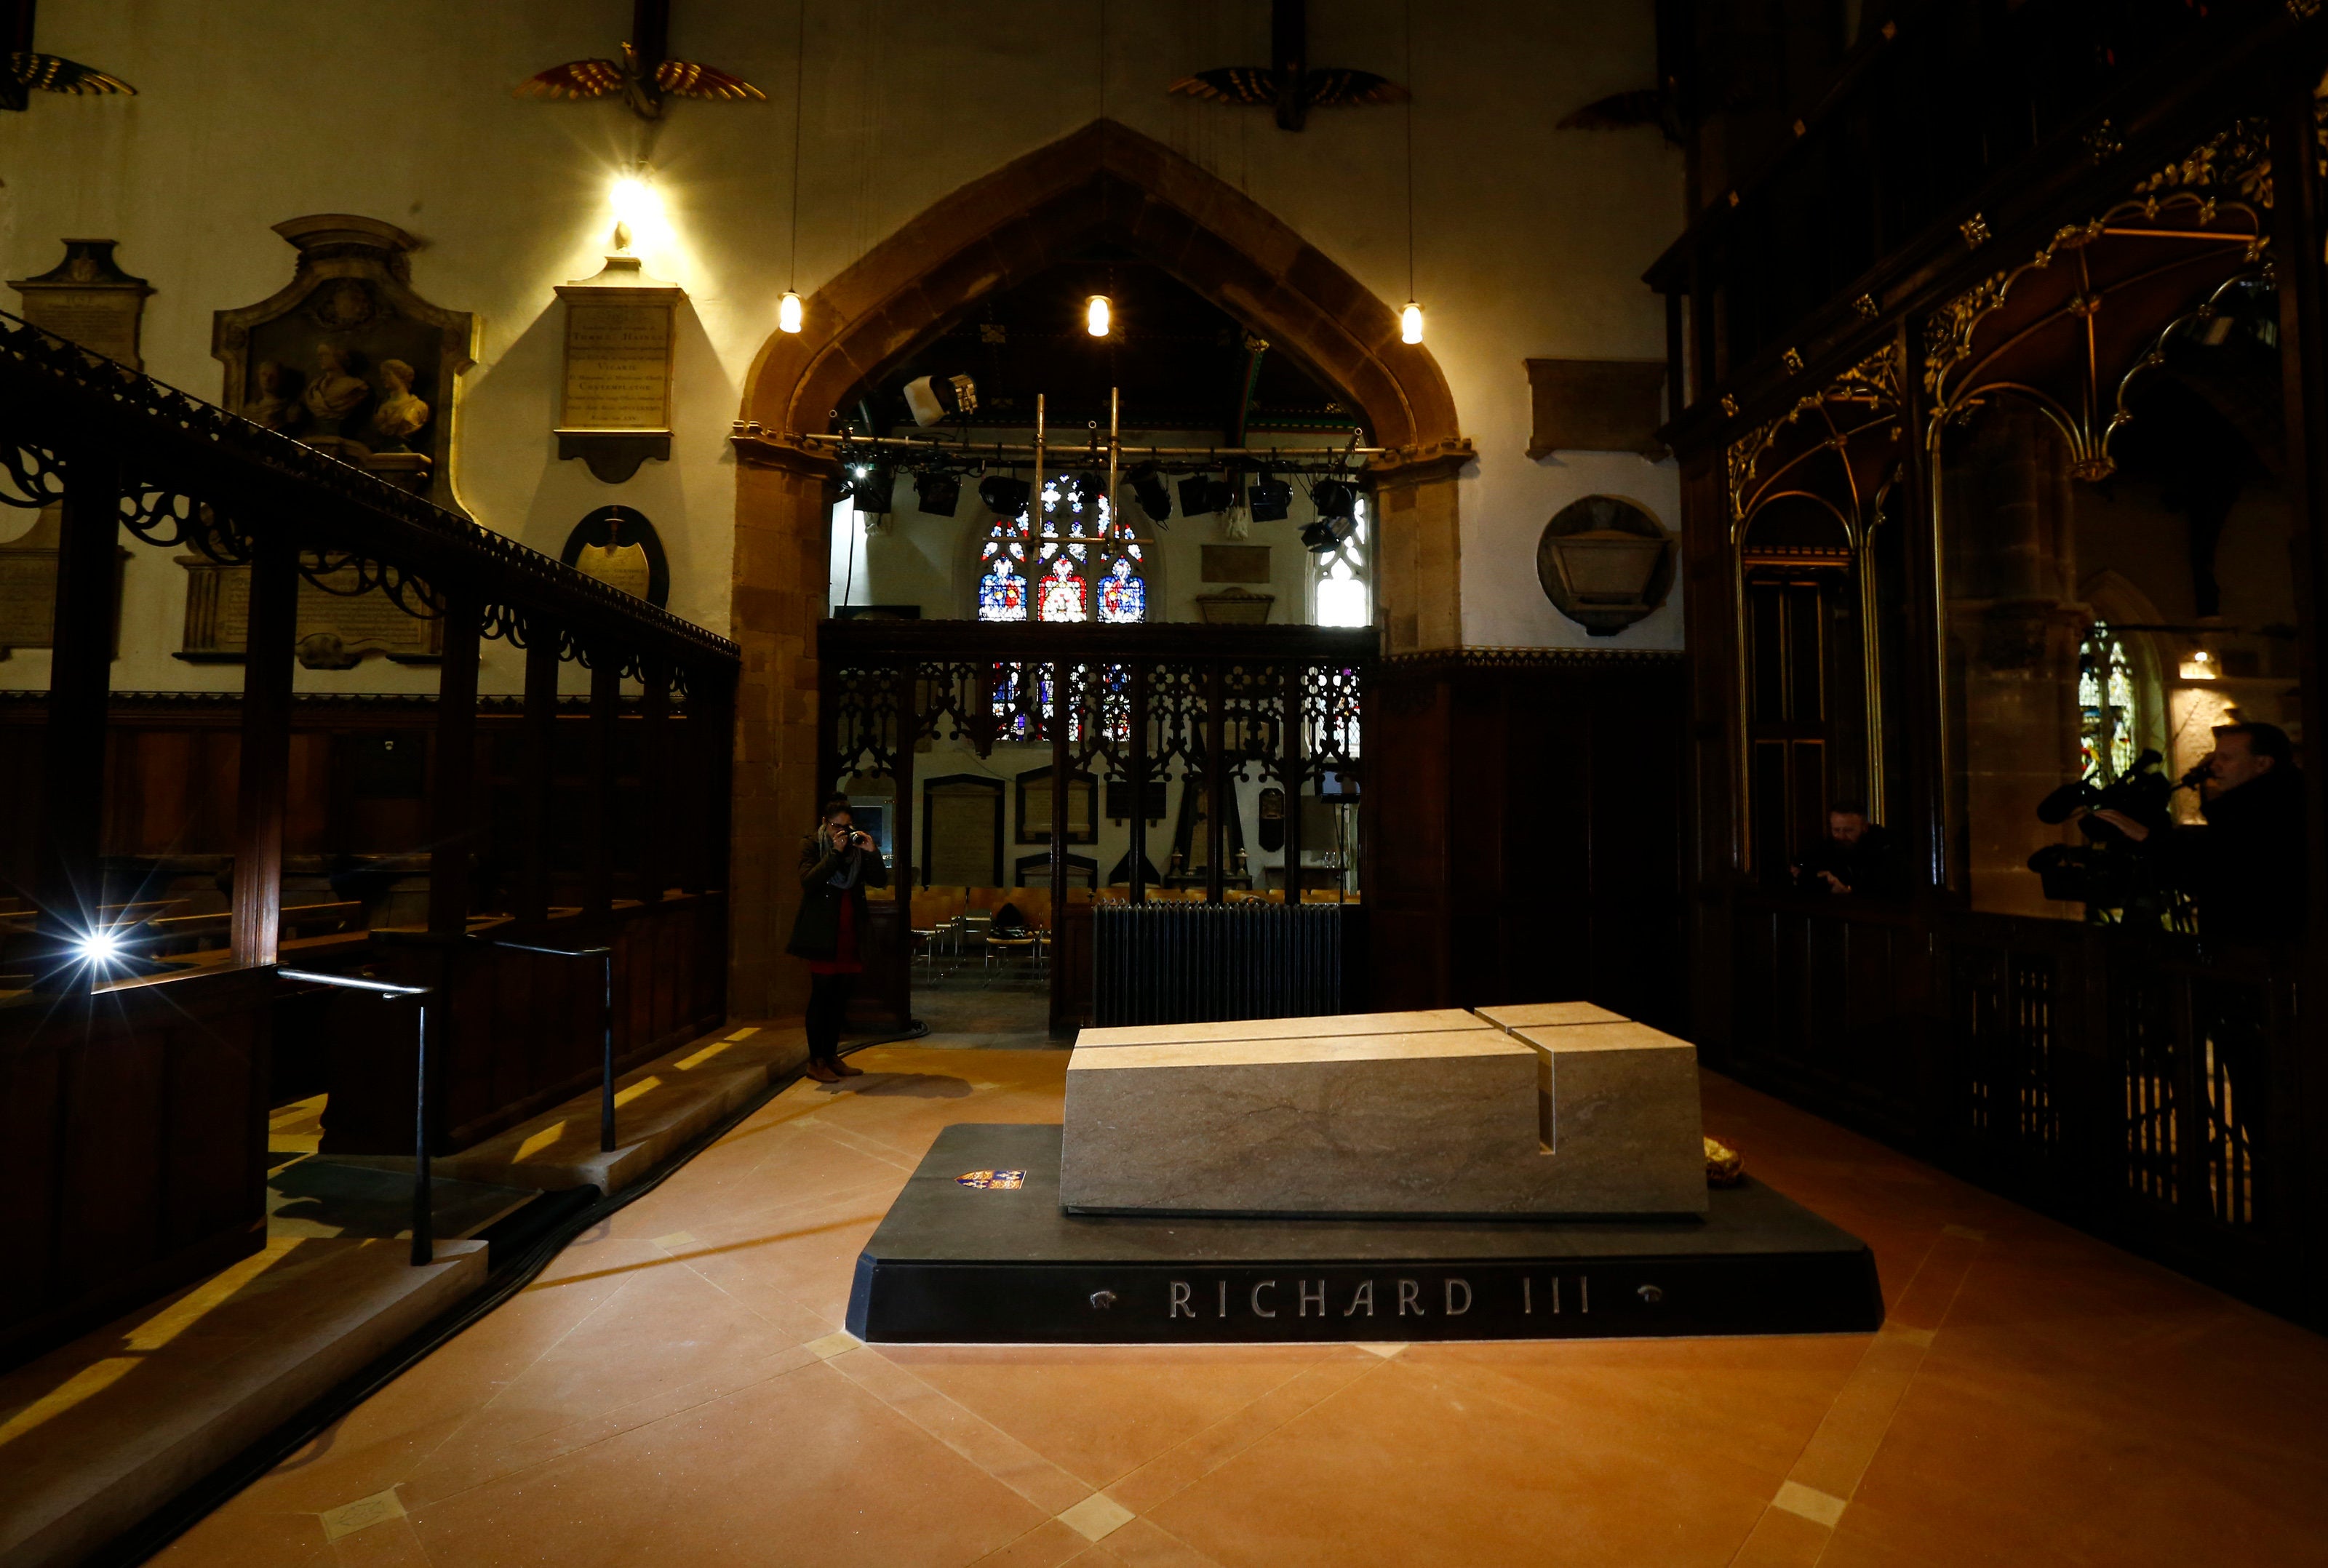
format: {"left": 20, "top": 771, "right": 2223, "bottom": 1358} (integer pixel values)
{"left": 976, "top": 505, "right": 1030, "bottom": 623}
{"left": 976, "top": 478, "right": 1147, "bottom": 624}
{"left": 1312, "top": 494, "right": 1369, "bottom": 627}
{"left": 2077, "top": 619, "right": 2138, "bottom": 782}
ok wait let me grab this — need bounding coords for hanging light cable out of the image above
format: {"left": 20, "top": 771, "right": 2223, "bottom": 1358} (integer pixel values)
{"left": 778, "top": 0, "right": 808, "bottom": 332}
{"left": 1400, "top": 0, "right": 1423, "bottom": 345}
{"left": 1084, "top": 0, "right": 1112, "bottom": 340}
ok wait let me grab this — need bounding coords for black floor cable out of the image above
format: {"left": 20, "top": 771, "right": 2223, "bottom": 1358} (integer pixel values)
{"left": 100, "top": 1021, "right": 931, "bottom": 1567}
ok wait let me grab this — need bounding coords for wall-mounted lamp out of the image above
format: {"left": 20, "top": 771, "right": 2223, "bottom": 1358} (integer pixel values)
{"left": 778, "top": 290, "right": 804, "bottom": 334}
{"left": 1085, "top": 294, "right": 1112, "bottom": 337}
{"left": 1401, "top": 301, "right": 1424, "bottom": 345}
{"left": 2180, "top": 648, "right": 2220, "bottom": 681}
{"left": 608, "top": 170, "right": 663, "bottom": 254}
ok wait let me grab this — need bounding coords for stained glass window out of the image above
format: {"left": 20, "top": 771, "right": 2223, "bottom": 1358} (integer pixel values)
{"left": 1098, "top": 556, "right": 1145, "bottom": 623}
{"left": 1037, "top": 554, "right": 1088, "bottom": 622}
{"left": 978, "top": 477, "right": 1145, "bottom": 625}
{"left": 2077, "top": 620, "right": 2137, "bottom": 781}
{"left": 978, "top": 554, "right": 1027, "bottom": 622}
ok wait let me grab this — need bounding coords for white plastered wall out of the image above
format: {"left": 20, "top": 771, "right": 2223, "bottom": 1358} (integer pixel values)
{"left": 0, "top": 0, "right": 1684, "bottom": 691}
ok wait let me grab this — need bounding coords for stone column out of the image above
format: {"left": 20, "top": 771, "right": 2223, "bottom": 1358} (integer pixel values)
{"left": 730, "top": 435, "right": 841, "bottom": 1020}
{"left": 1368, "top": 440, "right": 1475, "bottom": 656}
{"left": 1942, "top": 401, "right": 2084, "bottom": 916}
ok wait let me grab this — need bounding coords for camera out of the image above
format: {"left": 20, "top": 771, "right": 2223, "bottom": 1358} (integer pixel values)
{"left": 2026, "top": 749, "right": 2189, "bottom": 920}
{"left": 2034, "top": 747, "right": 2174, "bottom": 839}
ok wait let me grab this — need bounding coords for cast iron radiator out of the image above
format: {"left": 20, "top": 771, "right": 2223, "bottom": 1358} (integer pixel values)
{"left": 1091, "top": 902, "right": 1348, "bottom": 1027}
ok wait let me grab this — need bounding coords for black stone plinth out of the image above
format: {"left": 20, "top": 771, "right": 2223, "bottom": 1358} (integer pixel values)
{"left": 845, "top": 1125, "right": 1883, "bottom": 1344}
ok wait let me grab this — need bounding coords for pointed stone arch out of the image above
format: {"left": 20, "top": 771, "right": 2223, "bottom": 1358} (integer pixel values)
{"left": 724, "top": 119, "right": 1472, "bottom": 1016}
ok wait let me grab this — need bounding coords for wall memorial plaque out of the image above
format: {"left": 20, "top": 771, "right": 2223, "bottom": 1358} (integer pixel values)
{"left": 555, "top": 254, "right": 684, "bottom": 483}
{"left": 559, "top": 505, "right": 670, "bottom": 607}
{"left": 0, "top": 505, "right": 127, "bottom": 656}
{"left": 214, "top": 215, "right": 476, "bottom": 513}
{"left": 8, "top": 239, "right": 151, "bottom": 368}
{"left": 1200, "top": 544, "right": 1272, "bottom": 583}
{"left": 177, "top": 558, "right": 443, "bottom": 668}
{"left": 1523, "top": 359, "right": 1669, "bottom": 461}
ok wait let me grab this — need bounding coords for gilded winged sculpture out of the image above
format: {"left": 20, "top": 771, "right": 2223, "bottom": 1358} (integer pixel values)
{"left": 1168, "top": 0, "right": 1405, "bottom": 132}
{"left": 516, "top": 1, "right": 762, "bottom": 122}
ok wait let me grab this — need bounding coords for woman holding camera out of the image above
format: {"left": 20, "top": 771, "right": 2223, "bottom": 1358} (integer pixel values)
{"left": 787, "top": 798, "right": 888, "bottom": 1082}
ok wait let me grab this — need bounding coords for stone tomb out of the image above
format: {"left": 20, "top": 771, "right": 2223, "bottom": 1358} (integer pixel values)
{"left": 1059, "top": 1008, "right": 1705, "bottom": 1218}
{"left": 1072, "top": 1007, "right": 1491, "bottom": 1049}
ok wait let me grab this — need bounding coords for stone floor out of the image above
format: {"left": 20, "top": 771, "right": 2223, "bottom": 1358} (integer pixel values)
{"left": 152, "top": 1047, "right": 2328, "bottom": 1568}
{"left": 910, "top": 986, "right": 1058, "bottom": 1049}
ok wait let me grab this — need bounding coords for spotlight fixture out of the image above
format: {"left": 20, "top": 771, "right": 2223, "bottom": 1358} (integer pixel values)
{"left": 76, "top": 927, "right": 124, "bottom": 966}
{"left": 1085, "top": 293, "right": 1112, "bottom": 337}
{"left": 1179, "top": 474, "right": 1233, "bottom": 516}
{"left": 1247, "top": 471, "right": 1291, "bottom": 523}
{"left": 1073, "top": 470, "right": 1104, "bottom": 508}
{"left": 778, "top": 290, "right": 805, "bottom": 334}
{"left": 1312, "top": 479, "right": 1358, "bottom": 520}
{"left": 1401, "top": 300, "right": 1424, "bottom": 345}
{"left": 901, "top": 372, "right": 978, "bottom": 427}
{"left": 915, "top": 470, "right": 962, "bottom": 516}
{"left": 1128, "top": 463, "right": 1173, "bottom": 525}
{"left": 1301, "top": 516, "right": 1355, "bottom": 553}
{"left": 845, "top": 463, "right": 893, "bottom": 515}
{"left": 979, "top": 474, "right": 1032, "bottom": 519}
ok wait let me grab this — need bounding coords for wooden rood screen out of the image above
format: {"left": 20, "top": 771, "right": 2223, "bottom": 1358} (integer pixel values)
{"left": 819, "top": 619, "right": 1372, "bottom": 1034}
{"left": 0, "top": 311, "right": 739, "bottom": 1365}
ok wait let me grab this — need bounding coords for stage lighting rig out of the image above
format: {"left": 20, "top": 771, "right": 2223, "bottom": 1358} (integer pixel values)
{"left": 1128, "top": 463, "right": 1173, "bottom": 525}
{"left": 979, "top": 474, "right": 1032, "bottom": 519}
{"left": 1247, "top": 471, "right": 1291, "bottom": 523}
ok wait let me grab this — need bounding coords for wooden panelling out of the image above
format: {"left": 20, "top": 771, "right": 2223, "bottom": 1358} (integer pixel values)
{"left": 314, "top": 894, "right": 729, "bottom": 1156}
{"left": 0, "top": 967, "right": 272, "bottom": 1367}
{"left": 1366, "top": 655, "right": 1689, "bottom": 1031}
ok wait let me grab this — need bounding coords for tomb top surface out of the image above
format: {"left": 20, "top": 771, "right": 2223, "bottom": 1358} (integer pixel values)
{"left": 1511, "top": 1021, "right": 1696, "bottom": 1056}
{"left": 1067, "top": 1030, "right": 1533, "bottom": 1072}
{"left": 1072, "top": 1009, "right": 1491, "bottom": 1049}
{"left": 1474, "top": 1001, "right": 1626, "bottom": 1030}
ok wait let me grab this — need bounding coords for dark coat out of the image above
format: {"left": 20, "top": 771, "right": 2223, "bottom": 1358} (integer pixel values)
{"left": 2159, "top": 765, "right": 2307, "bottom": 944}
{"left": 1792, "top": 823, "right": 1908, "bottom": 900}
{"left": 785, "top": 831, "right": 889, "bottom": 961}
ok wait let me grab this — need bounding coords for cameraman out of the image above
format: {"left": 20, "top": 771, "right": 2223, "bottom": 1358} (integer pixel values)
{"left": 2089, "top": 723, "right": 2307, "bottom": 943}
{"left": 1790, "top": 805, "right": 1907, "bottom": 900}
{"left": 786, "top": 798, "right": 888, "bottom": 1082}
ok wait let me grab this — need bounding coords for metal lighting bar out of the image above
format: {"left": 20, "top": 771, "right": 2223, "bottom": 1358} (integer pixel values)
{"left": 278, "top": 968, "right": 437, "bottom": 1266}
{"left": 800, "top": 431, "right": 1384, "bottom": 463}
{"left": 480, "top": 940, "right": 619, "bottom": 1151}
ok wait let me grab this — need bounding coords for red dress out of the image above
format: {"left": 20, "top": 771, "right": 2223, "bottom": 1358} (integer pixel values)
{"left": 808, "top": 894, "right": 863, "bottom": 977}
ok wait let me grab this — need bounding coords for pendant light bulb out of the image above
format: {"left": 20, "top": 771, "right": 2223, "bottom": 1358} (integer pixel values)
{"left": 778, "top": 290, "right": 805, "bottom": 335}
{"left": 1401, "top": 300, "right": 1424, "bottom": 345}
{"left": 1085, "top": 293, "right": 1112, "bottom": 337}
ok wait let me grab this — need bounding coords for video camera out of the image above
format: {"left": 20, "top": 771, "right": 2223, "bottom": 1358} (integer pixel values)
{"left": 2026, "top": 749, "right": 2189, "bottom": 917}
{"left": 2034, "top": 748, "right": 2174, "bottom": 839}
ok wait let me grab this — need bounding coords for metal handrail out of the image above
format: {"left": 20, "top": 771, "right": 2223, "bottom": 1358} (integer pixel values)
{"left": 276, "top": 968, "right": 436, "bottom": 1266}
{"left": 479, "top": 940, "right": 618, "bottom": 1151}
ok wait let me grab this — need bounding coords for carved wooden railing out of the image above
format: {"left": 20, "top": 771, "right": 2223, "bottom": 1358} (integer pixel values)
{"left": 0, "top": 308, "right": 740, "bottom": 1365}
